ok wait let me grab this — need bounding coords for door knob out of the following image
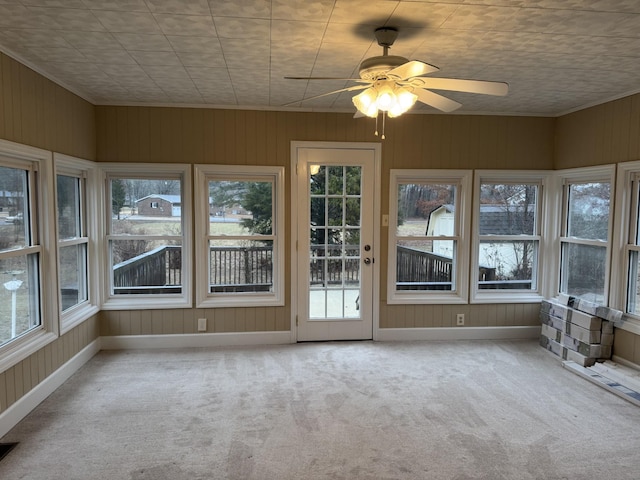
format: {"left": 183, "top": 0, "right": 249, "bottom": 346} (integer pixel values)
{"left": 363, "top": 258, "right": 371, "bottom": 265}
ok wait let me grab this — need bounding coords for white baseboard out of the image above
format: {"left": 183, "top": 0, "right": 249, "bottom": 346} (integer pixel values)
{"left": 376, "top": 326, "right": 540, "bottom": 342}
{"left": 100, "top": 331, "right": 293, "bottom": 350}
{"left": 0, "top": 338, "right": 101, "bottom": 439}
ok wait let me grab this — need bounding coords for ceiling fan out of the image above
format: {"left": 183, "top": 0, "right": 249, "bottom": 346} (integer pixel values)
{"left": 285, "top": 27, "right": 508, "bottom": 136}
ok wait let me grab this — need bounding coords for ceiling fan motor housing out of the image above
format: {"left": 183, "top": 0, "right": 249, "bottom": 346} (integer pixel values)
{"left": 358, "top": 55, "right": 409, "bottom": 80}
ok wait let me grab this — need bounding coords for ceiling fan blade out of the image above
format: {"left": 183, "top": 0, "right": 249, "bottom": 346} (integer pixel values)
{"left": 282, "top": 84, "right": 370, "bottom": 107}
{"left": 285, "top": 76, "right": 370, "bottom": 83}
{"left": 353, "top": 110, "right": 365, "bottom": 119}
{"left": 414, "top": 88, "right": 462, "bottom": 113}
{"left": 412, "top": 77, "right": 509, "bottom": 96}
{"left": 386, "top": 60, "right": 439, "bottom": 80}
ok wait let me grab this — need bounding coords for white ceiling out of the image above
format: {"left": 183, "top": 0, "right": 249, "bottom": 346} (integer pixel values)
{"left": 1, "top": 0, "right": 639, "bottom": 116}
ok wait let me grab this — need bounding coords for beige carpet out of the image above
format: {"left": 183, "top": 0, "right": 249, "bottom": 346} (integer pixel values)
{"left": 1, "top": 340, "right": 640, "bottom": 479}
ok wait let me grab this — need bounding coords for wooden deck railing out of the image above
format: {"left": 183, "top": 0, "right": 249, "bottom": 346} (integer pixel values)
{"left": 396, "top": 246, "right": 455, "bottom": 290}
{"left": 113, "top": 245, "right": 182, "bottom": 295}
{"left": 113, "top": 244, "right": 528, "bottom": 295}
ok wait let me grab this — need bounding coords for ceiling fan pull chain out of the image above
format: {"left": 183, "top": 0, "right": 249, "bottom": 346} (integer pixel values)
{"left": 381, "top": 112, "right": 386, "bottom": 140}
{"left": 374, "top": 114, "right": 379, "bottom": 137}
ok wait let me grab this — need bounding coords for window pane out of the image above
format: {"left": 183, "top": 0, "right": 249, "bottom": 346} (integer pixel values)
{"left": 560, "top": 242, "right": 606, "bottom": 303}
{"left": 0, "top": 166, "right": 28, "bottom": 250}
{"left": 567, "top": 182, "right": 610, "bottom": 240}
{"left": 111, "top": 178, "right": 182, "bottom": 235}
{"left": 327, "top": 166, "right": 344, "bottom": 195}
{"left": 397, "top": 183, "right": 456, "bottom": 235}
{"left": 1, "top": 255, "right": 40, "bottom": 346}
{"left": 209, "top": 240, "right": 273, "bottom": 292}
{"left": 59, "top": 244, "right": 88, "bottom": 310}
{"left": 112, "top": 241, "right": 182, "bottom": 294}
{"left": 479, "top": 184, "right": 537, "bottom": 235}
{"left": 209, "top": 180, "right": 272, "bottom": 236}
{"left": 57, "top": 175, "right": 81, "bottom": 239}
{"left": 478, "top": 240, "right": 537, "bottom": 290}
{"left": 396, "top": 240, "right": 454, "bottom": 291}
{"left": 628, "top": 251, "right": 640, "bottom": 315}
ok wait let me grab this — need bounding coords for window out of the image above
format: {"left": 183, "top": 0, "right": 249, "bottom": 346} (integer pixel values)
{"left": 194, "top": 165, "right": 285, "bottom": 307}
{"left": 0, "top": 140, "right": 57, "bottom": 368}
{"left": 471, "top": 172, "right": 548, "bottom": 302}
{"left": 387, "top": 170, "right": 472, "bottom": 304}
{"left": 101, "top": 164, "right": 192, "bottom": 309}
{"left": 558, "top": 166, "right": 614, "bottom": 304}
{"left": 611, "top": 161, "right": 640, "bottom": 333}
{"left": 55, "top": 153, "right": 98, "bottom": 331}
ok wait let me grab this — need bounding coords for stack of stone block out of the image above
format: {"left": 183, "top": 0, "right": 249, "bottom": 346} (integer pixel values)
{"left": 539, "top": 295, "right": 621, "bottom": 367}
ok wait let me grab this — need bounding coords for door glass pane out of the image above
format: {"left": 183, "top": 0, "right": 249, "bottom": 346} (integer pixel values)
{"left": 309, "top": 165, "right": 362, "bottom": 319}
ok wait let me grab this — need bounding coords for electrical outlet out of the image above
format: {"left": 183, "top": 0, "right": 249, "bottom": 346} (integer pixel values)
{"left": 456, "top": 314, "right": 465, "bottom": 326}
{"left": 197, "top": 318, "right": 207, "bottom": 332}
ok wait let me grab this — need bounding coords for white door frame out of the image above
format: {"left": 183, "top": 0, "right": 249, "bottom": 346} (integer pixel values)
{"left": 290, "top": 141, "right": 382, "bottom": 342}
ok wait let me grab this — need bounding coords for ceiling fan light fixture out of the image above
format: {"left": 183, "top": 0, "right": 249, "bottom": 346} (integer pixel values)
{"left": 390, "top": 87, "right": 418, "bottom": 117}
{"left": 352, "top": 88, "right": 379, "bottom": 118}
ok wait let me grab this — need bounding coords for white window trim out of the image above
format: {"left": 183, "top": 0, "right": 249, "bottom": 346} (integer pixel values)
{"left": 555, "top": 164, "right": 615, "bottom": 305}
{"left": 387, "top": 169, "right": 472, "bottom": 304}
{"left": 471, "top": 170, "right": 552, "bottom": 304}
{"left": 99, "top": 163, "right": 192, "bottom": 310}
{"left": 194, "top": 164, "right": 285, "bottom": 308}
{"left": 54, "top": 153, "right": 99, "bottom": 333}
{"left": 0, "top": 139, "right": 58, "bottom": 372}
{"left": 612, "top": 160, "right": 640, "bottom": 335}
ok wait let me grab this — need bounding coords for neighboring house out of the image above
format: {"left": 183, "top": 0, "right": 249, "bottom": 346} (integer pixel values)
{"left": 0, "top": 190, "right": 22, "bottom": 214}
{"left": 427, "top": 204, "right": 535, "bottom": 276}
{"left": 136, "top": 194, "right": 181, "bottom": 217}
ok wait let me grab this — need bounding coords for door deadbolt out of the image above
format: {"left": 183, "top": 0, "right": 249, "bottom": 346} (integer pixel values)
{"left": 364, "top": 244, "right": 371, "bottom": 251}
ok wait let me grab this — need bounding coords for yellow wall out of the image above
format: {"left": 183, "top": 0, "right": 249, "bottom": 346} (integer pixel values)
{"left": 0, "top": 53, "right": 98, "bottom": 416}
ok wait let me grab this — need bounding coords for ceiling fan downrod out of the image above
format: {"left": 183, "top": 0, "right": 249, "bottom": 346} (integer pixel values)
{"left": 375, "top": 27, "right": 398, "bottom": 56}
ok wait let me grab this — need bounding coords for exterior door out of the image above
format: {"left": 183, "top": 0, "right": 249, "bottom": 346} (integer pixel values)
{"left": 293, "top": 144, "right": 378, "bottom": 341}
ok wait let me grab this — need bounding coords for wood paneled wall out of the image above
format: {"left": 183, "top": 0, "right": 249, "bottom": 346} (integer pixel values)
{"left": 0, "top": 53, "right": 95, "bottom": 159}
{"left": 556, "top": 93, "right": 640, "bottom": 365}
{"left": 555, "top": 93, "right": 640, "bottom": 169}
{"left": 96, "top": 105, "right": 555, "bottom": 333}
{"left": 0, "top": 53, "right": 97, "bottom": 415}
{"left": 0, "top": 317, "right": 99, "bottom": 416}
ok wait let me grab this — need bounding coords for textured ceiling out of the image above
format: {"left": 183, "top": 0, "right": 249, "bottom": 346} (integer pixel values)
{"left": 1, "top": 0, "right": 640, "bottom": 116}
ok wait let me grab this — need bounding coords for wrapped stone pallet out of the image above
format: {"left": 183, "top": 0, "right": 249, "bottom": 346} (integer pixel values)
{"left": 539, "top": 297, "right": 617, "bottom": 367}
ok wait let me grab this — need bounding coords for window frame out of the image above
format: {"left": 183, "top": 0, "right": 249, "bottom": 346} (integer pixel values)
{"left": 611, "top": 160, "right": 640, "bottom": 335}
{"left": 99, "top": 163, "right": 192, "bottom": 310}
{"left": 194, "top": 164, "right": 285, "bottom": 308}
{"left": 556, "top": 165, "right": 615, "bottom": 305}
{"left": 54, "top": 153, "right": 99, "bottom": 333}
{"left": 387, "top": 169, "right": 472, "bottom": 304}
{"left": 471, "top": 170, "right": 551, "bottom": 304}
{"left": 0, "top": 139, "right": 58, "bottom": 371}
